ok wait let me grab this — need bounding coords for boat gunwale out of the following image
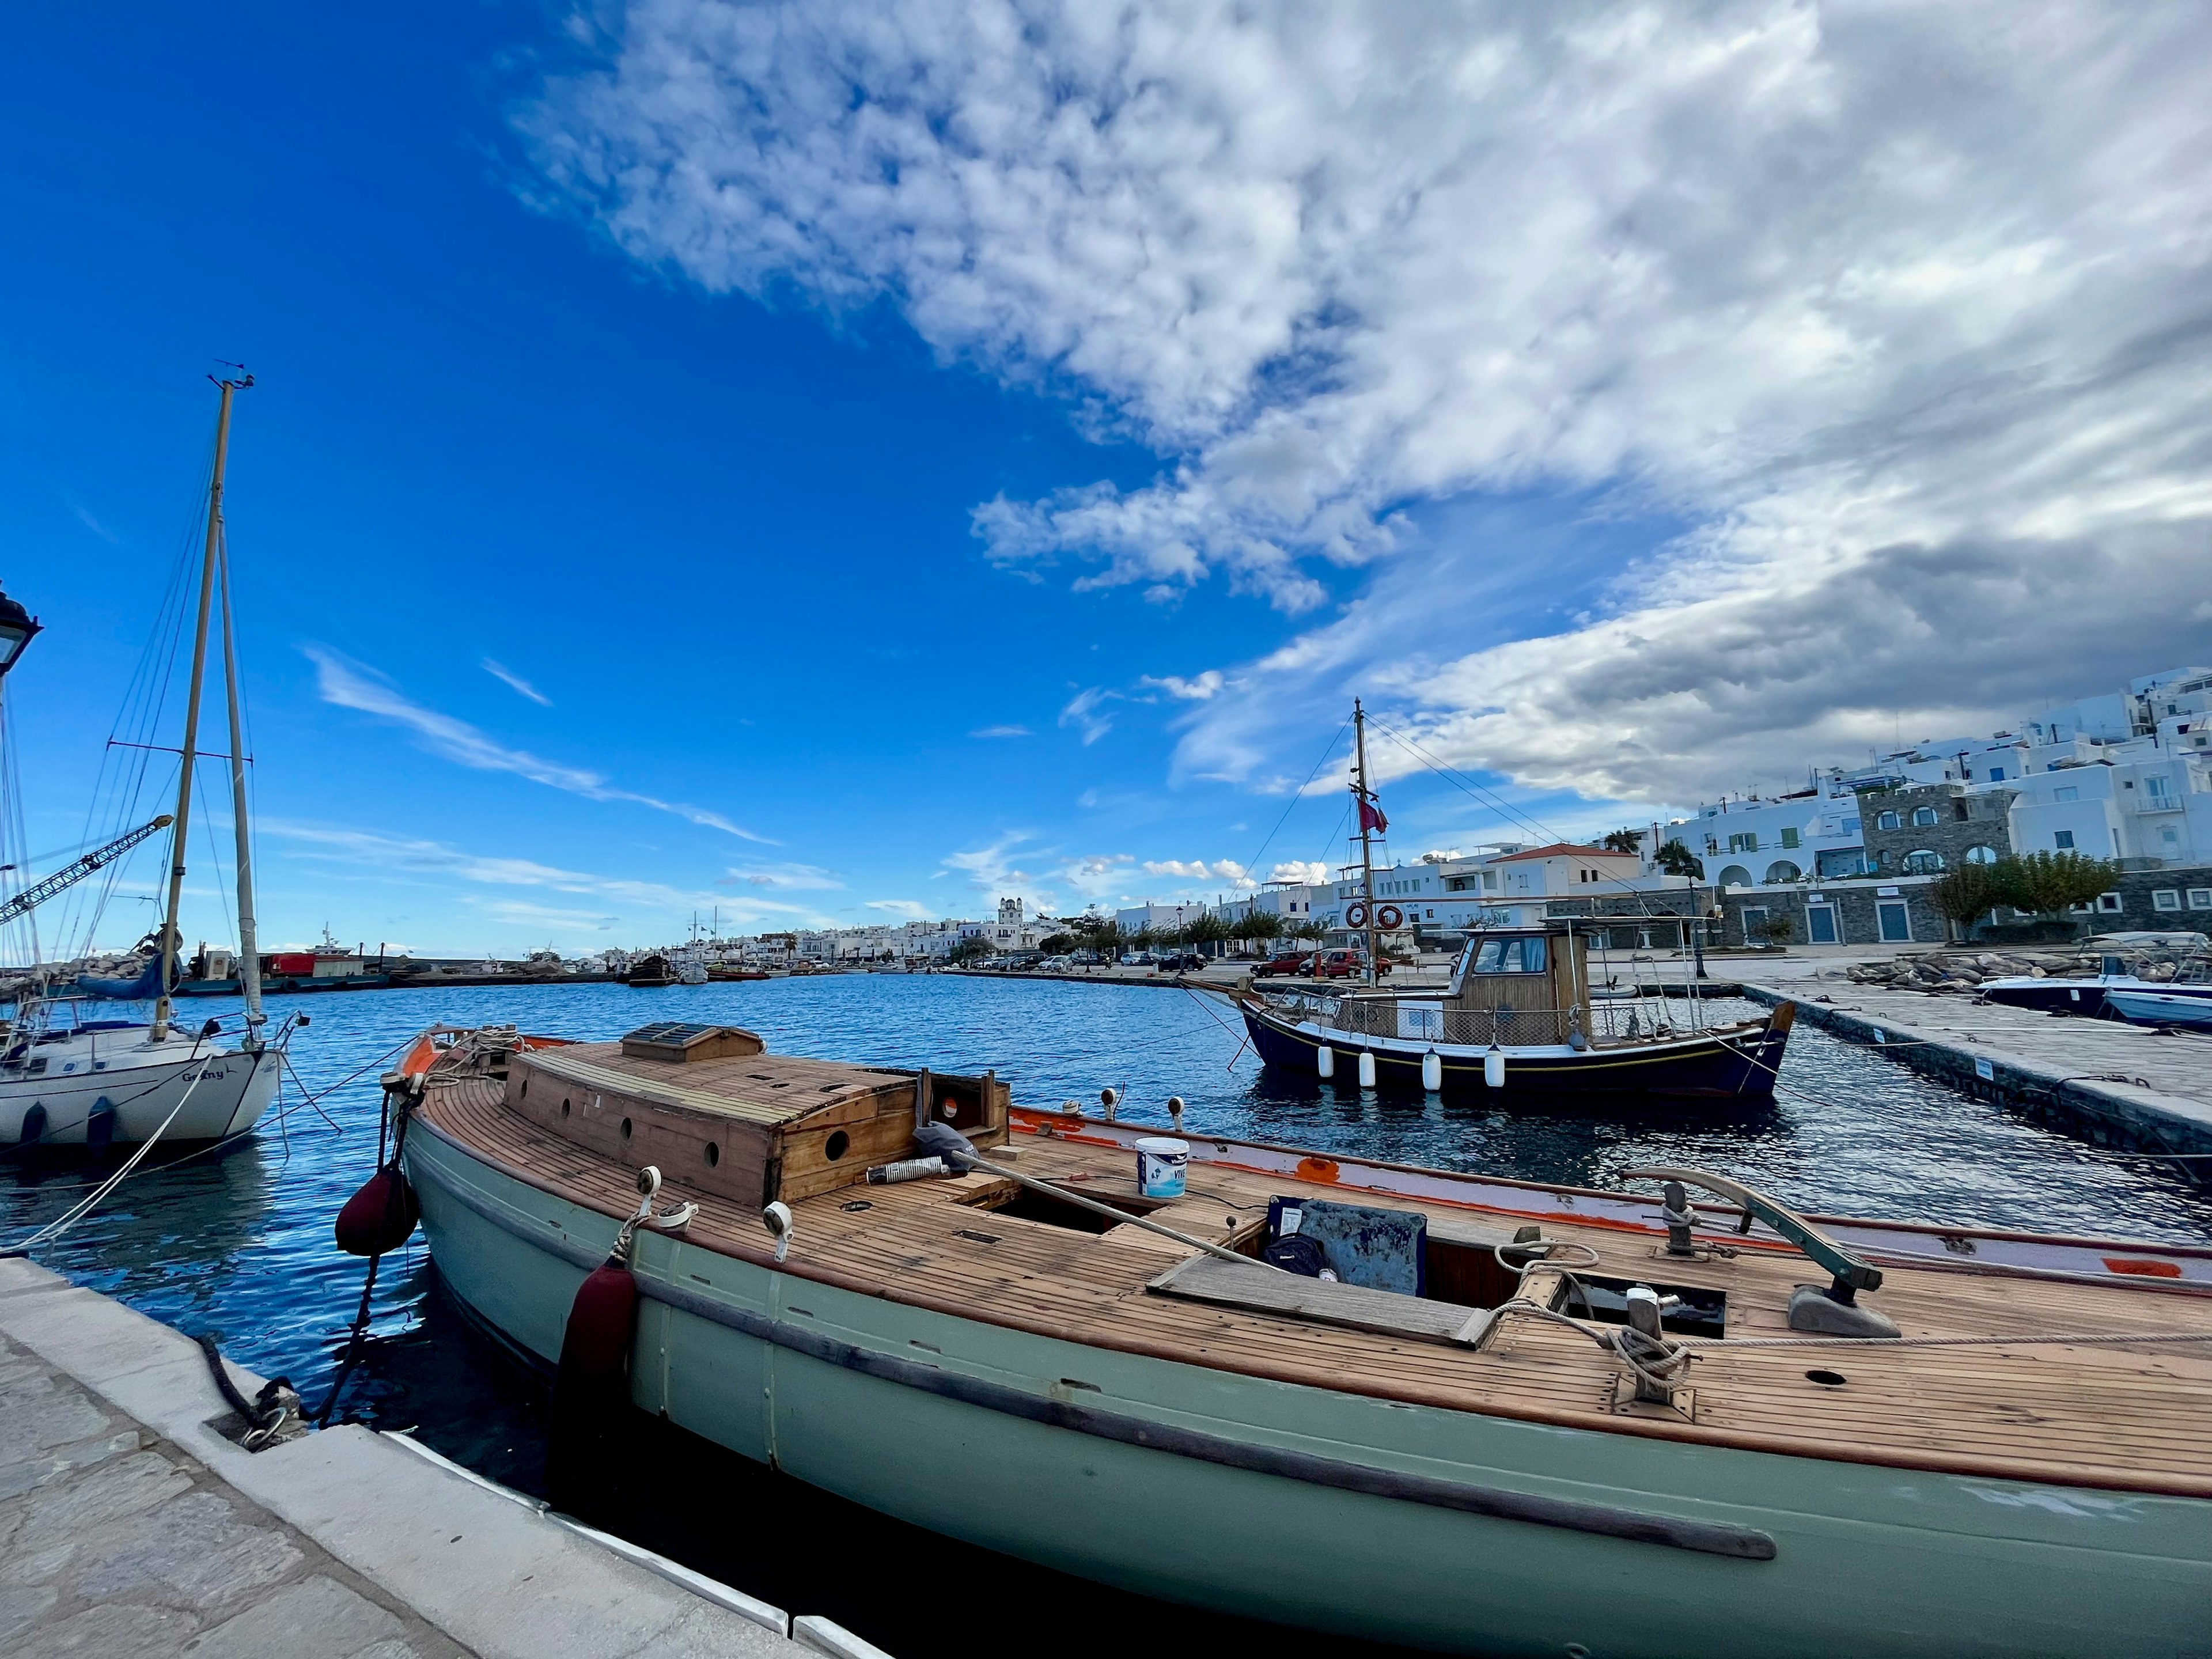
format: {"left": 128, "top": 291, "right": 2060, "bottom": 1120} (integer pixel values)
{"left": 406, "top": 1091, "right": 2212, "bottom": 1498}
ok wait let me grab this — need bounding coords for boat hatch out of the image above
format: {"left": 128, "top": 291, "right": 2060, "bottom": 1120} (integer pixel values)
{"left": 1552, "top": 1274, "right": 1726, "bottom": 1340}
{"left": 968, "top": 1182, "right": 1177, "bottom": 1235}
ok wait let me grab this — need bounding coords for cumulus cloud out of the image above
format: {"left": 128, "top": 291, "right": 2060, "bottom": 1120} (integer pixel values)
{"left": 1141, "top": 857, "right": 1253, "bottom": 888}
{"left": 526, "top": 1, "right": 2212, "bottom": 798}
{"left": 1139, "top": 671, "right": 1225, "bottom": 702}
{"left": 304, "top": 647, "right": 772, "bottom": 840}
{"left": 1267, "top": 859, "right": 1332, "bottom": 885}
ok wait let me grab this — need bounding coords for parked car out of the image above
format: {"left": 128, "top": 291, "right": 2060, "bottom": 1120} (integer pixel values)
{"left": 1153, "top": 951, "right": 1205, "bottom": 971}
{"left": 1259, "top": 950, "right": 1314, "bottom": 976}
{"left": 1313, "top": 949, "right": 1390, "bottom": 979}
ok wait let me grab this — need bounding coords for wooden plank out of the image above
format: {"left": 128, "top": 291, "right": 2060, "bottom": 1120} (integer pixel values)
{"left": 1149, "top": 1255, "right": 1480, "bottom": 1344}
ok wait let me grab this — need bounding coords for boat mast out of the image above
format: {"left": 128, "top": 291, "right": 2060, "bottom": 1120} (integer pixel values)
{"left": 217, "top": 525, "right": 263, "bottom": 1040}
{"left": 1353, "top": 698, "right": 1377, "bottom": 987}
{"left": 151, "top": 372, "right": 248, "bottom": 1041}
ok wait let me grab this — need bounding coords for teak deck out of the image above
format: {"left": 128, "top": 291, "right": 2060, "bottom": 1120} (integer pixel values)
{"left": 418, "top": 1048, "right": 2212, "bottom": 1499}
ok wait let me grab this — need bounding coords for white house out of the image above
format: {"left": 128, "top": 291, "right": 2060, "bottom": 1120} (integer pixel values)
{"left": 2006, "top": 753, "right": 2212, "bottom": 866}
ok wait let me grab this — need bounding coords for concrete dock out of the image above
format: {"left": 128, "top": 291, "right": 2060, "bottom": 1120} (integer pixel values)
{"left": 0, "top": 1259, "right": 885, "bottom": 1659}
{"left": 1741, "top": 951, "right": 2212, "bottom": 1159}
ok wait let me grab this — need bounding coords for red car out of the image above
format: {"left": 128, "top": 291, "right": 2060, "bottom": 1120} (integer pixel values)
{"left": 1259, "top": 950, "right": 1314, "bottom": 976}
{"left": 1313, "top": 949, "right": 1390, "bottom": 979}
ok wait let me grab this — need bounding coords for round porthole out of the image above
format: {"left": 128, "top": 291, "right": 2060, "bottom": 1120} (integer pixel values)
{"left": 704, "top": 1141, "right": 720, "bottom": 1168}
{"left": 1806, "top": 1369, "right": 1847, "bottom": 1387}
{"left": 825, "top": 1130, "right": 850, "bottom": 1161}
{"left": 619, "top": 1118, "right": 633, "bottom": 1141}
{"left": 561, "top": 1099, "right": 571, "bottom": 1119}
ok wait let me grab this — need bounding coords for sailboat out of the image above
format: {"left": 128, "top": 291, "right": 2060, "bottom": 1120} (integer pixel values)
{"left": 1236, "top": 700, "right": 1796, "bottom": 1100}
{"left": 0, "top": 374, "right": 288, "bottom": 1146}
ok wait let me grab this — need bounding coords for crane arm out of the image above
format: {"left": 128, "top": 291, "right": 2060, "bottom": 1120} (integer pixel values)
{"left": 0, "top": 815, "right": 174, "bottom": 929}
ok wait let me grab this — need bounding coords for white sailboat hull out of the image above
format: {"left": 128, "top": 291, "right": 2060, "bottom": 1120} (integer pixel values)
{"left": 0, "top": 1026, "right": 280, "bottom": 1145}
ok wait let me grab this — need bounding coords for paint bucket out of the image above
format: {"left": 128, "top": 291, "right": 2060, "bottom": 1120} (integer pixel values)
{"left": 1134, "top": 1136, "right": 1190, "bottom": 1199}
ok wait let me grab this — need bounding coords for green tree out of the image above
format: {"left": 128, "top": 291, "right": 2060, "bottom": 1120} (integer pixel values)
{"left": 1037, "top": 933, "right": 1077, "bottom": 955}
{"left": 1184, "top": 912, "right": 1231, "bottom": 953}
{"left": 1600, "top": 828, "right": 1643, "bottom": 854}
{"left": 946, "top": 937, "right": 992, "bottom": 965}
{"left": 1997, "top": 851, "right": 2116, "bottom": 919}
{"left": 1930, "top": 863, "right": 2008, "bottom": 938}
{"left": 1654, "top": 840, "right": 1704, "bottom": 878}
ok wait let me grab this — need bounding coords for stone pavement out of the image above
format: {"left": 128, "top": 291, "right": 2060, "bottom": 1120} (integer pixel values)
{"left": 1742, "top": 950, "right": 2212, "bottom": 1150}
{"left": 0, "top": 1259, "right": 857, "bottom": 1659}
{"left": 0, "top": 1327, "right": 467, "bottom": 1658}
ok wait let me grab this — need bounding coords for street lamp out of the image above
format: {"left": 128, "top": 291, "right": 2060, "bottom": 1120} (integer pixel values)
{"left": 0, "top": 584, "right": 39, "bottom": 675}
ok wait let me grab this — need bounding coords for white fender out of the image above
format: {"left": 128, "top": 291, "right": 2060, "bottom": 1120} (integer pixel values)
{"left": 1421, "top": 1050, "right": 1442, "bottom": 1092}
{"left": 1316, "top": 1045, "right": 1336, "bottom": 1080}
{"left": 1484, "top": 1046, "right": 1506, "bottom": 1089}
{"left": 1357, "top": 1051, "right": 1377, "bottom": 1088}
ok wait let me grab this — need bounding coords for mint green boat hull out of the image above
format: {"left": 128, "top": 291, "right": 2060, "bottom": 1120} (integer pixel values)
{"left": 406, "top": 1125, "right": 2212, "bottom": 1657}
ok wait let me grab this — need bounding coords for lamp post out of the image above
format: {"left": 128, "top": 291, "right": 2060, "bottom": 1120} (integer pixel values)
{"left": 0, "top": 585, "right": 41, "bottom": 675}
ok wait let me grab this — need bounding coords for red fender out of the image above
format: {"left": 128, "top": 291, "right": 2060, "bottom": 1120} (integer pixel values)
{"left": 334, "top": 1168, "right": 419, "bottom": 1257}
{"left": 546, "top": 1259, "right": 640, "bottom": 1517}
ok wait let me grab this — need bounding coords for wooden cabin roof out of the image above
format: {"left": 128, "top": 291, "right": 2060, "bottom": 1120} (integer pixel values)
{"left": 517, "top": 1042, "right": 907, "bottom": 1128}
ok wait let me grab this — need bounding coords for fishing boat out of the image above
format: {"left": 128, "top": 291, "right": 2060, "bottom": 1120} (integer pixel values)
{"left": 625, "top": 953, "right": 676, "bottom": 988}
{"left": 0, "top": 375, "right": 289, "bottom": 1146}
{"left": 389, "top": 1017, "right": 2212, "bottom": 1658}
{"left": 1240, "top": 923, "right": 1794, "bottom": 1100}
{"left": 1237, "top": 701, "right": 1793, "bottom": 1101}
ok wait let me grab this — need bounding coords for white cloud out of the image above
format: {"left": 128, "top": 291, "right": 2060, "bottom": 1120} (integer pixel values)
{"left": 725, "top": 862, "right": 844, "bottom": 891}
{"left": 970, "top": 724, "right": 1032, "bottom": 738}
{"left": 261, "top": 820, "right": 817, "bottom": 926}
{"left": 1141, "top": 857, "right": 1252, "bottom": 888}
{"left": 1058, "top": 687, "right": 1119, "bottom": 745}
{"left": 303, "top": 646, "right": 772, "bottom": 840}
{"left": 526, "top": 1, "right": 2212, "bottom": 801}
{"left": 1139, "top": 671, "right": 1225, "bottom": 702}
{"left": 866, "top": 898, "right": 931, "bottom": 918}
{"left": 482, "top": 658, "right": 553, "bottom": 706}
{"left": 1267, "top": 859, "right": 1331, "bottom": 885}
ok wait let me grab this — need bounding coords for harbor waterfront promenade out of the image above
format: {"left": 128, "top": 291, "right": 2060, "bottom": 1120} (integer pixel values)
{"left": 1738, "top": 949, "right": 2212, "bottom": 1158}
{"left": 0, "top": 1259, "right": 878, "bottom": 1659}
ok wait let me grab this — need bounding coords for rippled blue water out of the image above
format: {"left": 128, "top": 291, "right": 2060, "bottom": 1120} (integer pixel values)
{"left": 5, "top": 975, "right": 2208, "bottom": 1656}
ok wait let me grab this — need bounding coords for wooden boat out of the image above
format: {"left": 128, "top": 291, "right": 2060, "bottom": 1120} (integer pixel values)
{"left": 1243, "top": 699, "right": 1784, "bottom": 1102}
{"left": 395, "top": 1018, "right": 2212, "bottom": 1657}
{"left": 624, "top": 953, "right": 676, "bottom": 988}
{"left": 1238, "top": 922, "right": 1796, "bottom": 1100}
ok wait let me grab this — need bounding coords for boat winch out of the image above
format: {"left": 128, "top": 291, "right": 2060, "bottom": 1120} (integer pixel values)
{"left": 1626, "top": 1165, "right": 1898, "bottom": 1339}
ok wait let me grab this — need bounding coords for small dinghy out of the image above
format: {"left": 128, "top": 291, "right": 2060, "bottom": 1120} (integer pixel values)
{"left": 391, "top": 1018, "right": 2212, "bottom": 1658}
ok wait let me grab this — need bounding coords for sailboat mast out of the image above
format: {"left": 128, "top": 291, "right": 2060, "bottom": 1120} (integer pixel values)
{"left": 217, "top": 536, "right": 263, "bottom": 1034}
{"left": 152, "top": 373, "right": 247, "bottom": 1040}
{"left": 1353, "top": 698, "right": 1377, "bottom": 987}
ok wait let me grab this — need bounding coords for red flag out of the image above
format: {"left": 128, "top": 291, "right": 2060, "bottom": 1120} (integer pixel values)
{"left": 1358, "top": 798, "right": 1388, "bottom": 835}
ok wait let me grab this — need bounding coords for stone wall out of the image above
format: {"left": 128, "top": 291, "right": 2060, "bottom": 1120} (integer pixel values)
{"left": 1859, "top": 782, "right": 2016, "bottom": 874}
{"left": 1715, "top": 876, "right": 1946, "bottom": 948}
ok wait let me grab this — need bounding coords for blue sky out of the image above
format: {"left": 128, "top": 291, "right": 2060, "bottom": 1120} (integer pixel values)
{"left": 9, "top": 3, "right": 2210, "bottom": 957}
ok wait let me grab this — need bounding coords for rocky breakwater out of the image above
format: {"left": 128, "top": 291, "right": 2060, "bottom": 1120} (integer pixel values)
{"left": 1844, "top": 932, "right": 2210, "bottom": 996}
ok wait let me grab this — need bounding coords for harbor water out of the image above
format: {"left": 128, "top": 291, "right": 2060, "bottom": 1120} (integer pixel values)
{"left": 7, "top": 974, "right": 2211, "bottom": 1658}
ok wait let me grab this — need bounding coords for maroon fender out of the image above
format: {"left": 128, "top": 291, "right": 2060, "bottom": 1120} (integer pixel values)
{"left": 333, "top": 1168, "right": 419, "bottom": 1257}
{"left": 556, "top": 1263, "right": 640, "bottom": 1382}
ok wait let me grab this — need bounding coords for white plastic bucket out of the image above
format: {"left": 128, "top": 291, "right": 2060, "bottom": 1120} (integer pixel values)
{"left": 1135, "top": 1136, "right": 1190, "bottom": 1199}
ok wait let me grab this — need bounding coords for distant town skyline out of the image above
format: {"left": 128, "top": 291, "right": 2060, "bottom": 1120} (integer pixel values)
{"left": 9, "top": 2, "right": 2210, "bottom": 957}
